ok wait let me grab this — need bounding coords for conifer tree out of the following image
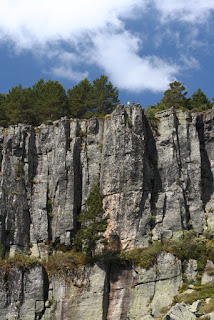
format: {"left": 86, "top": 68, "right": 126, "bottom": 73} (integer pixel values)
{"left": 32, "top": 78, "right": 67, "bottom": 124}
{"left": 3, "top": 85, "right": 35, "bottom": 125}
{"left": 67, "top": 78, "right": 93, "bottom": 118}
{"left": 158, "top": 81, "right": 188, "bottom": 109}
{"left": 188, "top": 88, "right": 212, "bottom": 111}
{"left": 67, "top": 75, "right": 119, "bottom": 118}
{"left": 74, "top": 185, "right": 109, "bottom": 257}
{"left": 90, "top": 75, "right": 119, "bottom": 116}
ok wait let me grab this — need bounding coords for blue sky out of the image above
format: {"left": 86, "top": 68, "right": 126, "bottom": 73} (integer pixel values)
{"left": 0, "top": 0, "right": 214, "bottom": 108}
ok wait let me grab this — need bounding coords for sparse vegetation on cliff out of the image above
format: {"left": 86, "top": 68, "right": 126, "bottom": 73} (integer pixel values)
{"left": 0, "top": 254, "right": 40, "bottom": 270}
{"left": 45, "top": 250, "right": 87, "bottom": 277}
{"left": 99, "top": 230, "right": 214, "bottom": 271}
{"left": 0, "top": 230, "right": 213, "bottom": 276}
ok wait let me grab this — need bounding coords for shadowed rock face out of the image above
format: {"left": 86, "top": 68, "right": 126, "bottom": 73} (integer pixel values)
{"left": 0, "top": 105, "right": 213, "bottom": 319}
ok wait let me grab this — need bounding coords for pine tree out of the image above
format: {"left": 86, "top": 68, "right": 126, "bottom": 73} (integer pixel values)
{"left": 32, "top": 78, "right": 67, "bottom": 124}
{"left": 74, "top": 185, "right": 109, "bottom": 257}
{"left": 3, "top": 85, "right": 35, "bottom": 125}
{"left": 0, "top": 93, "right": 7, "bottom": 127}
{"left": 67, "top": 78, "right": 93, "bottom": 118}
{"left": 67, "top": 75, "right": 119, "bottom": 118}
{"left": 188, "top": 88, "right": 212, "bottom": 111}
{"left": 90, "top": 75, "right": 119, "bottom": 116}
{"left": 158, "top": 81, "right": 188, "bottom": 109}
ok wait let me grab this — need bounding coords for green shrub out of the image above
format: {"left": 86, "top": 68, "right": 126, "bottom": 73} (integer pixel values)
{"left": 0, "top": 254, "right": 40, "bottom": 271}
{"left": 162, "top": 230, "right": 214, "bottom": 272}
{"left": 78, "top": 129, "right": 87, "bottom": 138}
{"left": 118, "top": 241, "right": 162, "bottom": 269}
{"left": 45, "top": 250, "right": 87, "bottom": 277}
{"left": 0, "top": 243, "right": 5, "bottom": 258}
{"left": 74, "top": 184, "right": 109, "bottom": 258}
{"left": 144, "top": 107, "right": 159, "bottom": 130}
{"left": 14, "top": 161, "right": 24, "bottom": 177}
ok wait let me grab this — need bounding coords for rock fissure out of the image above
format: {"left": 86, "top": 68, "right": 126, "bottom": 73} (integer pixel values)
{"left": 0, "top": 105, "right": 213, "bottom": 319}
{"left": 133, "top": 273, "right": 182, "bottom": 288}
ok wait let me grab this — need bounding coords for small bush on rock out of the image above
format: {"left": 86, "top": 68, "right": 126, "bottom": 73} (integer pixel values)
{"left": 118, "top": 241, "right": 162, "bottom": 269}
{"left": 45, "top": 250, "right": 87, "bottom": 277}
{"left": 0, "top": 254, "right": 40, "bottom": 271}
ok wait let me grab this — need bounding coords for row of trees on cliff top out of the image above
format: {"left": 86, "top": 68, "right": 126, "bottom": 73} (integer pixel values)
{"left": 148, "top": 81, "right": 213, "bottom": 113}
{"left": 0, "top": 77, "right": 213, "bottom": 127}
{"left": 0, "top": 75, "right": 119, "bottom": 127}
{"left": 145, "top": 81, "right": 213, "bottom": 125}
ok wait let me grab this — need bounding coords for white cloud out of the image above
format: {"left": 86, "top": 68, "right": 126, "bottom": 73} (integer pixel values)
{"left": 179, "top": 55, "right": 200, "bottom": 71}
{"left": 0, "top": 0, "right": 144, "bottom": 49}
{"left": 90, "top": 31, "right": 178, "bottom": 92}
{"left": 153, "top": 0, "right": 214, "bottom": 23}
{"left": 50, "top": 51, "right": 89, "bottom": 80}
{"left": 0, "top": 0, "right": 214, "bottom": 93}
{"left": 51, "top": 66, "right": 88, "bottom": 81}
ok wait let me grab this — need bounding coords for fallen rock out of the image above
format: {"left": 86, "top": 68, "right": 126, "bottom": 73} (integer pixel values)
{"left": 163, "top": 302, "right": 196, "bottom": 320}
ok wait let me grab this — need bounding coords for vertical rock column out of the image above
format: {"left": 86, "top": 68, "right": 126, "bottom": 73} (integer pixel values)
{"left": 30, "top": 118, "right": 82, "bottom": 252}
{"left": 101, "top": 105, "right": 150, "bottom": 249}
{"left": 0, "top": 125, "right": 32, "bottom": 256}
{"left": 152, "top": 108, "right": 204, "bottom": 240}
{"left": 201, "top": 107, "right": 214, "bottom": 233}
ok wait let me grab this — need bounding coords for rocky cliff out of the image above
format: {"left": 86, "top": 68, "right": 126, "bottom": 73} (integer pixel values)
{"left": 0, "top": 104, "right": 214, "bottom": 319}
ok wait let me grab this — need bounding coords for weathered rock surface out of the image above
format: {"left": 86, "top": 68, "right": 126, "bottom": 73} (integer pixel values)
{"left": 0, "top": 253, "right": 182, "bottom": 320}
{"left": 185, "top": 259, "right": 198, "bottom": 283}
{"left": 201, "top": 260, "right": 214, "bottom": 285}
{"left": 0, "top": 104, "right": 214, "bottom": 319}
{"left": 0, "top": 264, "right": 48, "bottom": 320}
{"left": 163, "top": 302, "right": 196, "bottom": 320}
{"left": 0, "top": 105, "right": 214, "bottom": 254}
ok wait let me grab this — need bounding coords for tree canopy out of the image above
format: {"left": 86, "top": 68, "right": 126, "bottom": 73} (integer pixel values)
{"left": 188, "top": 88, "right": 212, "bottom": 111}
{"left": 0, "top": 75, "right": 120, "bottom": 127}
{"left": 145, "top": 81, "right": 213, "bottom": 128}
{"left": 67, "top": 78, "right": 93, "bottom": 119}
{"left": 32, "top": 79, "right": 67, "bottom": 124}
{"left": 67, "top": 75, "right": 119, "bottom": 118}
{"left": 151, "top": 81, "right": 213, "bottom": 112}
{"left": 157, "top": 81, "right": 188, "bottom": 110}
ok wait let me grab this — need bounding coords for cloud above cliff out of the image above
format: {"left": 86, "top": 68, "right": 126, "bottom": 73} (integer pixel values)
{"left": 0, "top": 0, "right": 214, "bottom": 97}
{"left": 154, "top": 0, "right": 214, "bottom": 22}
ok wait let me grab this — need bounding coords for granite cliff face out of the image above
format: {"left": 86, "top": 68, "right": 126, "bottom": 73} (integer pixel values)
{"left": 0, "top": 104, "right": 214, "bottom": 319}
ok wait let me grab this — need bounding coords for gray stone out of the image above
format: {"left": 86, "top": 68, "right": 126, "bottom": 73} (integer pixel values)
{"left": 188, "top": 284, "right": 195, "bottom": 289}
{"left": 189, "top": 300, "right": 202, "bottom": 313}
{"left": 0, "top": 105, "right": 212, "bottom": 254}
{"left": 0, "top": 105, "right": 213, "bottom": 319}
{"left": 163, "top": 302, "right": 196, "bottom": 320}
{"left": 185, "top": 259, "right": 198, "bottom": 282}
{"left": 0, "top": 265, "right": 47, "bottom": 320}
{"left": 202, "top": 261, "right": 214, "bottom": 285}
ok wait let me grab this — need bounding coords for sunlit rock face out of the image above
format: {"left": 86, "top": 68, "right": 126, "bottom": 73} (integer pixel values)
{"left": 0, "top": 253, "right": 182, "bottom": 320}
{"left": 1, "top": 104, "right": 213, "bottom": 253}
{"left": 0, "top": 105, "right": 213, "bottom": 319}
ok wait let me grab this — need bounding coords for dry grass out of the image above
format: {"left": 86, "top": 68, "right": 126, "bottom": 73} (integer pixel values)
{"left": 174, "top": 283, "right": 214, "bottom": 304}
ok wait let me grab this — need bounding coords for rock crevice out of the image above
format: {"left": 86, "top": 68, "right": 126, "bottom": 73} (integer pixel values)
{"left": 0, "top": 105, "right": 214, "bottom": 319}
